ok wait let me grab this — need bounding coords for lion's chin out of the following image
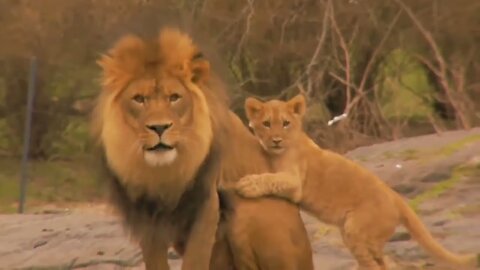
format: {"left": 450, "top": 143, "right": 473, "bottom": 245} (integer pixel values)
{"left": 144, "top": 149, "right": 178, "bottom": 167}
{"left": 267, "top": 146, "right": 285, "bottom": 155}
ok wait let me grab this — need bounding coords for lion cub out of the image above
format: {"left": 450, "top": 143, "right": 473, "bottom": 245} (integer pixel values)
{"left": 236, "top": 94, "right": 479, "bottom": 270}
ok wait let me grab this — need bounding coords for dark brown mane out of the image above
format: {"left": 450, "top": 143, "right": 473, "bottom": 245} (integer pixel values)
{"left": 100, "top": 143, "right": 221, "bottom": 241}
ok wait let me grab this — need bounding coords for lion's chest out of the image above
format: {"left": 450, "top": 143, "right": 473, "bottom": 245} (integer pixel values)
{"left": 107, "top": 157, "right": 195, "bottom": 209}
{"left": 107, "top": 168, "right": 207, "bottom": 243}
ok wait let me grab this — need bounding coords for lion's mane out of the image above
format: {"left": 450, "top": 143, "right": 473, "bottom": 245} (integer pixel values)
{"left": 91, "top": 28, "right": 230, "bottom": 242}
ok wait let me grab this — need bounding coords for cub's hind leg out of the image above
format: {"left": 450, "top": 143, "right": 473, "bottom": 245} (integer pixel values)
{"left": 341, "top": 211, "right": 396, "bottom": 270}
{"left": 341, "top": 231, "right": 384, "bottom": 270}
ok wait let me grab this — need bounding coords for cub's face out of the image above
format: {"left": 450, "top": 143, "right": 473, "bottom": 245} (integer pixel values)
{"left": 119, "top": 75, "right": 196, "bottom": 166}
{"left": 245, "top": 94, "right": 306, "bottom": 155}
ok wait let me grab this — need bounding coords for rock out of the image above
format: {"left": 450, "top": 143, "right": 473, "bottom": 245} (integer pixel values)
{"left": 419, "top": 170, "right": 451, "bottom": 183}
{"left": 392, "top": 184, "right": 416, "bottom": 195}
{"left": 33, "top": 240, "right": 48, "bottom": 248}
{"left": 389, "top": 232, "right": 411, "bottom": 242}
{"left": 2, "top": 128, "right": 480, "bottom": 270}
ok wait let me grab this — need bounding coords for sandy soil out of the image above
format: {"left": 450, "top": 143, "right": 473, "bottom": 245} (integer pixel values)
{"left": 1, "top": 128, "right": 480, "bottom": 270}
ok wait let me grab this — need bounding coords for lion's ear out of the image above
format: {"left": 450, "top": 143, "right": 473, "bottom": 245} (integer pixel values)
{"left": 190, "top": 53, "right": 210, "bottom": 83}
{"left": 287, "top": 94, "right": 306, "bottom": 117}
{"left": 245, "top": 97, "right": 264, "bottom": 120}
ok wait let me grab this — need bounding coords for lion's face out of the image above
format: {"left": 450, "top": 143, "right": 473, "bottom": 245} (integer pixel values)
{"left": 92, "top": 29, "right": 216, "bottom": 198}
{"left": 118, "top": 75, "right": 198, "bottom": 166}
{"left": 245, "top": 95, "right": 306, "bottom": 155}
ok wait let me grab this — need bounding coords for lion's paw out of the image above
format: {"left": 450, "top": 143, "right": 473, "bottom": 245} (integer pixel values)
{"left": 236, "top": 175, "right": 265, "bottom": 198}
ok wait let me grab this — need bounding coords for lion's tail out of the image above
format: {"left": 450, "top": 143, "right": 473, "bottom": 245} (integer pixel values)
{"left": 395, "top": 194, "right": 479, "bottom": 269}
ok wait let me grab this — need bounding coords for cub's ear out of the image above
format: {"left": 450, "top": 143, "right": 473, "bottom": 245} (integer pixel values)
{"left": 244, "top": 97, "right": 264, "bottom": 120}
{"left": 190, "top": 52, "right": 210, "bottom": 83}
{"left": 288, "top": 94, "right": 306, "bottom": 117}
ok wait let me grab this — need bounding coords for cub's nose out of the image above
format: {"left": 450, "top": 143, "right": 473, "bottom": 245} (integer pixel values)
{"left": 272, "top": 138, "right": 283, "bottom": 145}
{"left": 146, "top": 123, "right": 173, "bottom": 137}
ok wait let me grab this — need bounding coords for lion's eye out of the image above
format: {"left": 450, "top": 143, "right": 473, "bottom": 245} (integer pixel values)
{"left": 262, "top": 121, "right": 271, "bottom": 128}
{"left": 169, "top": 93, "right": 182, "bottom": 103}
{"left": 132, "top": 94, "right": 146, "bottom": 104}
{"left": 283, "top": 120, "right": 290, "bottom": 128}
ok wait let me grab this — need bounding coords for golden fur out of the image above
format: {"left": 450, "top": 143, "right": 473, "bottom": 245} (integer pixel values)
{"left": 211, "top": 110, "right": 314, "bottom": 270}
{"left": 237, "top": 94, "right": 479, "bottom": 270}
{"left": 93, "top": 29, "right": 216, "bottom": 204}
{"left": 211, "top": 193, "right": 314, "bottom": 270}
{"left": 92, "top": 28, "right": 313, "bottom": 270}
{"left": 93, "top": 28, "right": 223, "bottom": 270}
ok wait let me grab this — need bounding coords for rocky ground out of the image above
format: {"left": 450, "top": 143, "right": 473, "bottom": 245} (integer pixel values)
{"left": 1, "top": 128, "right": 480, "bottom": 270}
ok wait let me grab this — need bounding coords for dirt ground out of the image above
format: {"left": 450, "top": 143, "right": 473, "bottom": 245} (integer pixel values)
{"left": 1, "top": 128, "right": 480, "bottom": 270}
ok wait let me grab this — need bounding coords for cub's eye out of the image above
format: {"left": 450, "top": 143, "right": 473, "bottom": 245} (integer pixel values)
{"left": 283, "top": 120, "right": 290, "bottom": 128}
{"left": 262, "top": 121, "right": 271, "bottom": 128}
{"left": 169, "top": 93, "right": 182, "bottom": 103}
{"left": 132, "top": 94, "right": 145, "bottom": 104}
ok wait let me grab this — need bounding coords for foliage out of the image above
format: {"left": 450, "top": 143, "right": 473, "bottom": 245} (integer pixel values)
{"left": 0, "top": 0, "right": 479, "bottom": 159}
{"left": 376, "top": 49, "right": 435, "bottom": 121}
{"left": 0, "top": 0, "right": 478, "bottom": 210}
{"left": 48, "top": 117, "right": 90, "bottom": 159}
{"left": 0, "top": 157, "right": 103, "bottom": 213}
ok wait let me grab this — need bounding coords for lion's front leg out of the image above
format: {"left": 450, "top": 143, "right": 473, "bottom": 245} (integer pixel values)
{"left": 140, "top": 235, "right": 170, "bottom": 270}
{"left": 181, "top": 185, "right": 220, "bottom": 270}
{"left": 236, "top": 172, "right": 303, "bottom": 203}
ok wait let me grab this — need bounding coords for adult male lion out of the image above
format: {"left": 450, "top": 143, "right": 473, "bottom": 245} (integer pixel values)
{"left": 91, "top": 28, "right": 313, "bottom": 270}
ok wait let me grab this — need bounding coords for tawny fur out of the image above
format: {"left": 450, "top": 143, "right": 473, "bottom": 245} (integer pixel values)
{"left": 211, "top": 111, "right": 314, "bottom": 270}
{"left": 237, "top": 94, "right": 479, "bottom": 270}
{"left": 92, "top": 28, "right": 313, "bottom": 270}
{"left": 93, "top": 28, "right": 221, "bottom": 270}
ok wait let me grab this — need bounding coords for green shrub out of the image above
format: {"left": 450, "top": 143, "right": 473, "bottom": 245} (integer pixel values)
{"left": 376, "top": 49, "right": 435, "bottom": 121}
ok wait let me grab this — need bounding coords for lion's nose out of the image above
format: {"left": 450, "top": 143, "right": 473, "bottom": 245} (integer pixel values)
{"left": 272, "top": 138, "right": 283, "bottom": 145}
{"left": 146, "top": 123, "right": 173, "bottom": 137}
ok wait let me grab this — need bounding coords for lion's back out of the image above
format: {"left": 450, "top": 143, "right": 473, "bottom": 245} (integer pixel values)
{"left": 227, "top": 196, "right": 314, "bottom": 270}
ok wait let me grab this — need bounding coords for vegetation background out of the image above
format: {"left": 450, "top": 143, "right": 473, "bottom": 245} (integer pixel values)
{"left": 0, "top": 0, "right": 479, "bottom": 212}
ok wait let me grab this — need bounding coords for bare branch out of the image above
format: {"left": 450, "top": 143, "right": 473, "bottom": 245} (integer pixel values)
{"left": 344, "top": 10, "right": 401, "bottom": 114}
{"left": 415, "top": 54, "right": 442, "bottom": 78}
{"left": 329, "top": 2, "right": 353, "bottom": 108}
{"left": 234, "top": 0, "right": 255, "bottom": 60}
{"left": 393, "top": 0, "right": 446, "bottom": 77}
{"left": 357, "top": 10, "right": 401, "bottom": 94}
{"left": 215, "top": 8, "right": 249, "bottom": 42}
{"left": 304, "top": 0, "right": 331, "bottom": 96}
{"left": 279, "top": 0, "right": 331, "bottom": 97}
{"left": 279, "top": 13, "right": 298, "bottom": 45}
{"left": 451, "top": 64, "right": 466, "bottom": 94}
{"left": 329, "top": 71, "right": 357, "bottom": 90}
{"left": 401, "top": 1, "right": 471, "bottom": 129}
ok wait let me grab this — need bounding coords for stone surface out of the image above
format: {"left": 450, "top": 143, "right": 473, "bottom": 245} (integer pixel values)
{"left": 1, "top": 128, "right": 480, "bottom": 269}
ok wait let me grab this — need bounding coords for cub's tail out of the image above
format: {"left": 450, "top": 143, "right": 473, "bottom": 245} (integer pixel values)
{"left": 395, "top": 194, "right": 479, "bottom": 269}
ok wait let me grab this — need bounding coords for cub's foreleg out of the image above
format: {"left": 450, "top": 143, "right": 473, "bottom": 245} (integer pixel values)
{"left": 236, "top": 172, "right": 303, "bottom": 203}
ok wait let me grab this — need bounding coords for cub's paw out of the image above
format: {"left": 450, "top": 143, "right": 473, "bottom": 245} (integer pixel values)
{"left": 236, "top": 175, "right": 265, "bottom": 198}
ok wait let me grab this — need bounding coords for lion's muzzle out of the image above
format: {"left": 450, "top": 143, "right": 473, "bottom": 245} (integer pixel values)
{"left": 146, "top": 122, "right": 173, "bottom": 138}
{"left": 145, "top": 142, "right": 174, "bottom": 151}
{"left": 144, "top": 122, "right": 176, "bottom": 151}
{"left": 142, "top": 121, "right": 179, "bottom": 166}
